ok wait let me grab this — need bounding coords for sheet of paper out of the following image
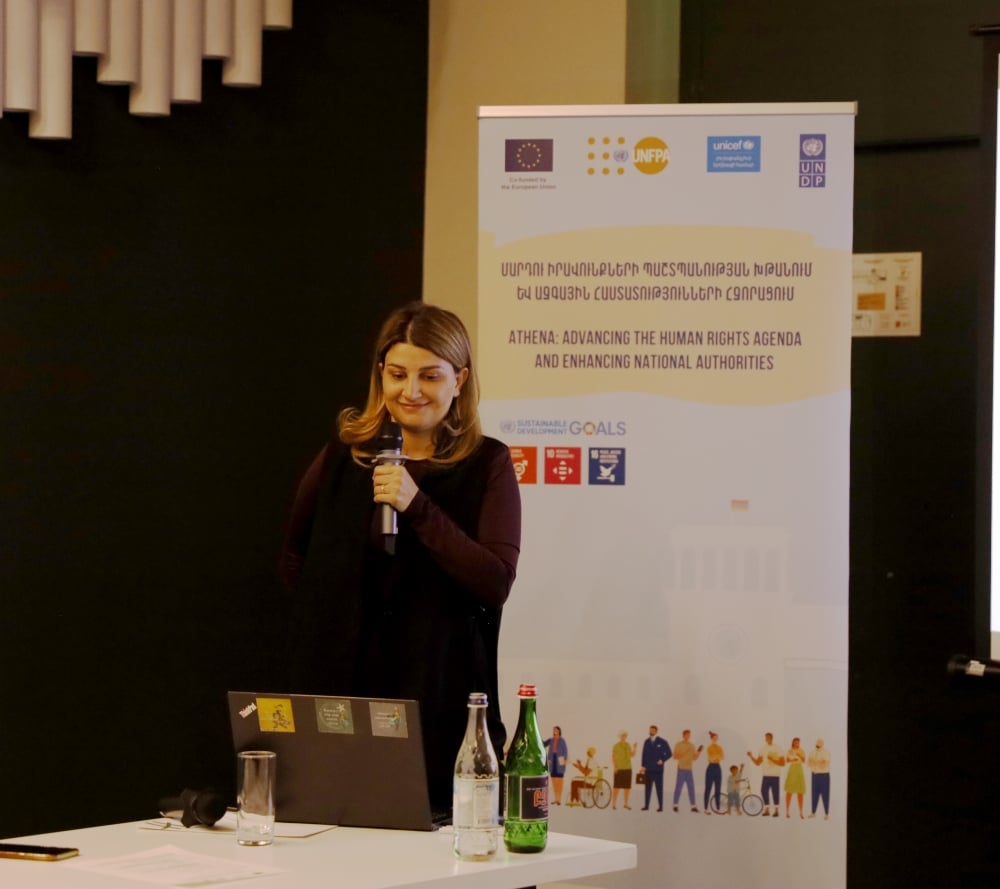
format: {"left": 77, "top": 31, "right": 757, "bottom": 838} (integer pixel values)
{"left": 66, "top": 844, "right": 283, "bottom": 886}
{"left": 852, "top": 251, "right": 922, "bottom": 336}
{"left": 141, "top": 813, "right": 336, "bottom": 838}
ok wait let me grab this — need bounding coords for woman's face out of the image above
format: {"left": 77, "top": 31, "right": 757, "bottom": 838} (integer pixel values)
{"left": 381, "top": 342, "right": 468, "bottom": 442}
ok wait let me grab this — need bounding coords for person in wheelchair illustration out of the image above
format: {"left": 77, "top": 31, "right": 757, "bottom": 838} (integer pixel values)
{"left": 566, "top": 746, "right": 612, "bottom": 809}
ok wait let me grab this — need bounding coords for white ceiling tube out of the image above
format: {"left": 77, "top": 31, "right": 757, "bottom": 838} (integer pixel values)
{"left": 0, "top": 0, "right": 293, "bottom": 139}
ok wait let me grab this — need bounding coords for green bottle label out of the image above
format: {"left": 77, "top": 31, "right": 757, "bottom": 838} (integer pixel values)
{"left": 507, "top": 773, "right": 549, "bottom": 821}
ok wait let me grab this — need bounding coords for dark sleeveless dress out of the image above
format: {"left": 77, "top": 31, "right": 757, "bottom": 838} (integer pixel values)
{"left": 280, "top": 436, "right": 520, "bottom": 811}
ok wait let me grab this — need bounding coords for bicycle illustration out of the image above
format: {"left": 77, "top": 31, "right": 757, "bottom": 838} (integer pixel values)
{"left": 709, "top": 766, "right": 764, "bottom": 816}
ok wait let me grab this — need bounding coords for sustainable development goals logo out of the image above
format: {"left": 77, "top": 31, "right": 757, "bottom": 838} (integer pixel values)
{"left": 501, "top": 419, "right": 627, "bottom": 487}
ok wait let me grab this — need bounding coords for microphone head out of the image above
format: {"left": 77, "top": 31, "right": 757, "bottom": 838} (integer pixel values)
{"left": 189, "top": 789, "right": 227, "bottom": 826}
{"left": 158, "top": 788, "right": 227, "bottom": 827}
{"left": 375, "top": 419, "right": 403, "bottom": 453}
{"left": 947, "top": 654, "right": 971, "bottom": 677}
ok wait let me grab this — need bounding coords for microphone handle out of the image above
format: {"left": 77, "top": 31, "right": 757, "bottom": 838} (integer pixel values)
{"left": 381, "top": 502, "right": 398, "bottom": 536}
{"left": 376, "top": 450, "right": 404, "bottom": 540}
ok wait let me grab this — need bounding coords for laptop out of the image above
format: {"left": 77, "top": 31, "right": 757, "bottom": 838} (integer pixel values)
{"left": 227, "top": 690, "right": 441, "bottom": 831}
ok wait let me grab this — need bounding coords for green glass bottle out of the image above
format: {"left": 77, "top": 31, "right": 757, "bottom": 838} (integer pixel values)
{"left": 503, "top": 683, "right": 548, "bottom": 852}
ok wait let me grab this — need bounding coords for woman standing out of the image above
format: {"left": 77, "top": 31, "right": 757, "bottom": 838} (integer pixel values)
{"left": 544, "top": 726, "right": 568, "bottom": 805}
{"left": 784, "top": 736, "right": 807, "bottom": 818}
{"left": 279, "top": 301, "right": 521, "bottom": 812}
{"left": 611, "top": 730, "right": 637, "bottom": 810}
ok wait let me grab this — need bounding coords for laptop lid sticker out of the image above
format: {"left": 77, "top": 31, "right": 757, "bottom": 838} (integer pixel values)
{"left": 369, "top": 701, "right": 408, "bottom": 738}
{"left": 315, "top": 698, "right": 355, "bottom": 734}
{"left": 256, "top": 697, "right": 296, "bottom": 732}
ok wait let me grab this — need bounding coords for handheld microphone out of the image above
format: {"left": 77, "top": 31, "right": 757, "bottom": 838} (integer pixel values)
{"left": 375, "top": 420, "right": 404, "bottom": 553}
{"left": 158, "top": 788, "right": 228, "bottom": 827}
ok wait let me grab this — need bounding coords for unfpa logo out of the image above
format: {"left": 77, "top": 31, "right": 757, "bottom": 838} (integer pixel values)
{"left": 634, "top": 136, "right": 669, "bottom": 174}
{"left": 586, "top": 135, "right": 669, "bottom": 176}
{"left": 587, "top": 135, "right": 628, "bottom": 176}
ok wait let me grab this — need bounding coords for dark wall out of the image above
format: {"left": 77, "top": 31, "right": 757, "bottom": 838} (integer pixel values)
{"left": 682, "top": 2, "right": 1000, "bottom": 888}
{"left": 0, "top": 2, "right": 428, "bottom": 838}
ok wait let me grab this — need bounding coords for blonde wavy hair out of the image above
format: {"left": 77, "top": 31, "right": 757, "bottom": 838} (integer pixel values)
{"left": 338, "top": 301, "right": 482, "bottom": 464}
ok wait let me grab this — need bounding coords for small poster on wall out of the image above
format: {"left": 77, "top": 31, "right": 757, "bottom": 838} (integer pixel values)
{"left": 852, "top": 251, "right": 922, "bottom": 336}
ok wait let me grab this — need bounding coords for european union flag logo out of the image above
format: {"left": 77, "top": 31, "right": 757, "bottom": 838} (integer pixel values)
{"left": 505, "top": 139, "right": 554, "bottom": 172}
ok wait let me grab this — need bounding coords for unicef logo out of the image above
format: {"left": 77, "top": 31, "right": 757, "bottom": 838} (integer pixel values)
{"left": 742, "top": 139, "right": 755, "bottom": 150}
{"left": 801, "top": 137, "right": 824, "bottom": 157}
{"left": 500, "top": 419, "right": 516, "bottom": 435}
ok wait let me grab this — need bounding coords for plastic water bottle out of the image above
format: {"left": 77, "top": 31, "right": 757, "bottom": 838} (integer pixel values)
{"left": 503, "top": 683, "right": 548, "bottom": 852}
{"left": 452, "top": 691, "right": 500, "bottom": 860}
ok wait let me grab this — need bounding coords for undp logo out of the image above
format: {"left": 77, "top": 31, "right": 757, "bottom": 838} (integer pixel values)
{"left": 801, "top": 136, "right": 825, "bottom": 158}
{"left": 799, "top": 133, "right": 827, "bottom": 188}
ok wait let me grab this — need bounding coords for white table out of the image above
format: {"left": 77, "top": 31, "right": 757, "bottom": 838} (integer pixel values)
{"left": 3, "top": 820, "right": 637, "bottom": 889}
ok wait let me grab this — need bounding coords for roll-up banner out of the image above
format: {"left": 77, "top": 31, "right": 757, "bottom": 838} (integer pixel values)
{"left": 479, "top": 104, "right": 855, "bottom": 889}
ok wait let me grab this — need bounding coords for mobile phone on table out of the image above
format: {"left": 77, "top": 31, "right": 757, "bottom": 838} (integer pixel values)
{"left": 0, "top": 842, "right": 79, "bottom": 861}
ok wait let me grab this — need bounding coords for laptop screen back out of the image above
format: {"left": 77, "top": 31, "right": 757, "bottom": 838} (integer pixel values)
{"left": 227, "top": 691, "right": 435, "bottom": 831}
